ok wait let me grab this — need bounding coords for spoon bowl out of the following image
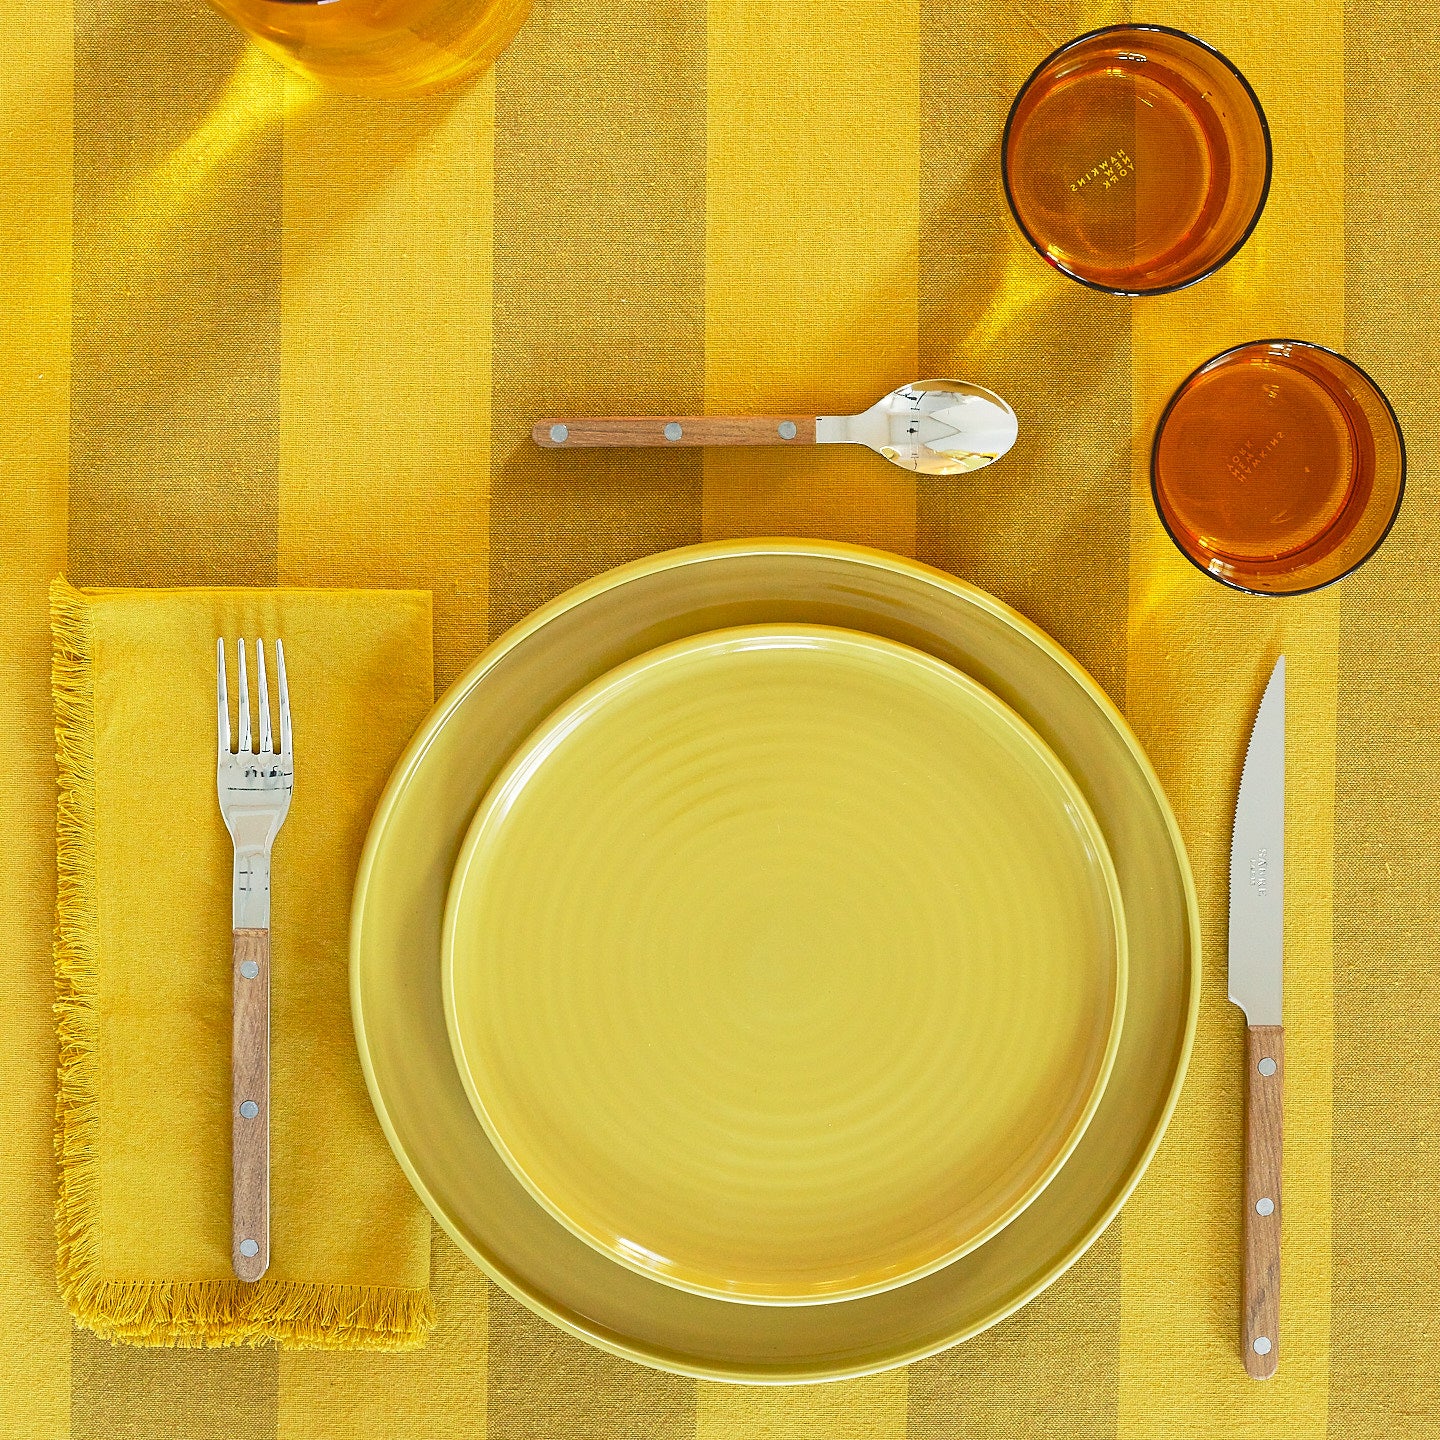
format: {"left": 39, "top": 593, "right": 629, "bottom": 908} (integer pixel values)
{"left": 818, "top": 380, "right": 1019, "bottom": 475}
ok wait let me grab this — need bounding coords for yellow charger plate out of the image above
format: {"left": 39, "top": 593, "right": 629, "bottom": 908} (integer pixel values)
{"left": 442, "top": 625, "right": 1127, "bottom": 1306}
{"left": 351, "top": 539, "right": 1200, "bottom": 1382}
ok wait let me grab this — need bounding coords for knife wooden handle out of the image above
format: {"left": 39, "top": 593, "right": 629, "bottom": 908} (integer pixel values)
{"left": 1242, "top": 1023, "right": 1283, "bottom": 1377}
{"left": 532, "top": 416, "right": 815, "bottom": 448}
{"left": 232, "top": 927, "right": 270, "bottom": 1283}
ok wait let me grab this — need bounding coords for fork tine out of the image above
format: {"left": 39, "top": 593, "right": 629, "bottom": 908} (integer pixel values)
{"left": 217, "top": 638, "right": 231, "bottom": 756}
{"left": 237, "top": 640, "right": 252, "bottom": 753}
{"left": 276, "top": 639, "right": 292, "bottom": 759}
{"left": 257, "top": 640, "right": 273, "bottom": 753}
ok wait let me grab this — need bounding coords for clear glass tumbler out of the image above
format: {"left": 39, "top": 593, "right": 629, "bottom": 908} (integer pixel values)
{"left": 1152, "top": 341, "right": 1405, "bottom": 594}
{"left": 1003, "top": 25, "right": 1271, "bottom": 295}
{"left": 205, "top": 0, "right": 532, "bottom": 97}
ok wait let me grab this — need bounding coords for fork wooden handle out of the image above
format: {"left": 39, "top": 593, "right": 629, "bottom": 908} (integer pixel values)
{"left": 532, "top": 416, "right": 815, "bottom": 447}
{"left": 233, "top": 927, "right": 270, "bottom": 1283}
{"left": 1242, "top": 1024, "right": 1282, "bottom": 1377}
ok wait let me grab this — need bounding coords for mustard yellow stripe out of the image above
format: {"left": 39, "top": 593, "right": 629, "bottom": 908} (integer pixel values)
{"left": 695, "top": 2, "right": 915, "bottom": 1408}
{"left": 912, "top": 10, "right": 1128, "bottom": 1423}
{"left": 1118, "top": 2, "right": 1341, "bottom": 1429}
{"left": 1328, "top": 0, "right": 1440, "bottom": 1421}
{"left": 276, "top": 74, "right": 495, "bottom": 689}
{"left": 487, "top": 1290, "right": 694, "bottom": 1439}
{"left": 907, "top": 1232, "right": 1121, "bottom": 1437}
{"left": 275, "top": 71, "right": 495, "bottom": 1437}
{"left": 701, "top": 0, "right": 920, "bottom": 554}
{"left": 916, "top": 0, "right": 1131, "bottom": 696}
{"left": 697, "top": 5, "right": 917, "bottom": 1418}
{"left": 62, "top": 0, "right": 284, "bottom": 1426}
{"left": 485, "top": 0, "right": 705, "bottom": 643}
{"left": 278, "top": 1236, "right": 487, "bottom": 1439}
{"left": 71, "top": 1334, "right": 277, "bottom": 1440}
{"left": 698, "top": 1370, "right": 907, "bottom": 1440}
{"left": 67, "top": 11, "right": 285, "bottom": 587}
{"left": 0, "top": 0, "right": 72, "bottom": 1426}
{"left": 482, "top": 0, "right": 704, "bottom": 1426}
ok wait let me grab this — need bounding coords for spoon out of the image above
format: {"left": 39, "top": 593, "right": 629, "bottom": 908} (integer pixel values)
{"left": 532, "top": 380, "right": 1018, "bottom": 475}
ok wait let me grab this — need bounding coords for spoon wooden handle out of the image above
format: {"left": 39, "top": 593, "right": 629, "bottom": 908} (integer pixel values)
{"left": 533, "top": 416, "right": 815, "bottom": 448}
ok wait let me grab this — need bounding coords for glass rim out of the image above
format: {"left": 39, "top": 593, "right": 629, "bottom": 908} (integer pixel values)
{"left": 1149, "top": 338, "right": 1408, "bottom": 597}
{"left": 1000, "top": 23, "right": 1275, "bottom": 298}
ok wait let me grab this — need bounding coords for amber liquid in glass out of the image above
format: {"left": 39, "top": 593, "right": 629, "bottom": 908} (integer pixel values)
{"left": 1009, "top": 61, "right": 1226, "bottom": 284}
{"left": 1152, "top": 343, "right": 1405, "bottom": 594}
{"left": 208, "top": 0, "right": 531, "bottom": 97}
{"left": 1157, "top": 361, "right": 1368, "bottom": 565}
{"left": 1005, "top": 29, "right": 1269, "bottom": 292}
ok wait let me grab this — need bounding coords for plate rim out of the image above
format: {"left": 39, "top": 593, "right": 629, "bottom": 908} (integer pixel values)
{"left": 351, "top": 537, "right": 1201, "bottom": 1383}
{"left": 439, "top": 620, "right": 1130, "bottom": 1307}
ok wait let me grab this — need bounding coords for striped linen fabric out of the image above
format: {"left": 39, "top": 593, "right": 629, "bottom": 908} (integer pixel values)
{"left": 1, "top": 0, "right": 1437, "bottom": 1431}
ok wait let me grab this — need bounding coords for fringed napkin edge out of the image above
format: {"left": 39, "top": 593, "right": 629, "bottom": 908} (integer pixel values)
{"left": 50, "top": 578, "right": 435, "bottom": 1350}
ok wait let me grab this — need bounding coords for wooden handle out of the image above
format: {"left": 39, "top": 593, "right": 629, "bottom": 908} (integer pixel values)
{"left": 1242, "top": 1024, "right": 1282, "bottom": 1377}
{"left": 532, "top": 415, "right": 815, "bottom": 448}
{"left": 232, "top": 927, "right": 270, "bottom": 1283}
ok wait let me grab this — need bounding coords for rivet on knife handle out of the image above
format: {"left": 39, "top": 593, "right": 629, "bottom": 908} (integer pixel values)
{"left": 1242, "top": 1024, "right": 1282, "bottom": 1378}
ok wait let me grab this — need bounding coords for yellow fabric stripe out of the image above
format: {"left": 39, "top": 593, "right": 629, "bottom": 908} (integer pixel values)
{"left": 701, "top": 0, "right": 920, "bottom": 555}
{"left": 485, "top": 0, "right": 705, "bottom": 644}
{"left": 71, "top": 1335, "right": 277, "bottom": 1440}
{"left": 482, "top": 0, "right": 704, "bottom": 1428}
{"left": 911, "top": 9, "right": 1127, "bottom": 1425}
{"left": 486, "top": 1292, "right": 694, "bottom": 1438}
{"left": 1118, "top": 3, "right": 1341, "bottom": 1429}
{"left": 1328, "top": 0, "right": 1440, "bottom": 1421}
{"left": 698, "top": 2, "right": 916, "bottom": 1425}
{"left": 697, "top": 1371, "right": 907, "bottom": 1440}
{"left": 917, "top": 0, "right": 1132, "bottom": 696}
{"left": 276, "top": 75, "right": 495, "bottom": 689}
{"left": 0, "top": 0, "right": 73, "bottom": 1426}
{"left": 62, "top": 0, "right": 282, "bottom": 1426}
{"left": 275, "top": 73, "right": 495, "bottom": 1436}
{"left": 67, "top": 20, "right": 286, "bottom": 587}
{"left": 278, "top": 1237, "right": 487, "bottom": 1438}
{"left": 907, "top": 1233, "right": 1122, "bottom": 1436}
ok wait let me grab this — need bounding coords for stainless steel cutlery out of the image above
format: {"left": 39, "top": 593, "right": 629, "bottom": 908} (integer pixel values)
{"left": 532, "top": 380, "right": 1019, "bottom": 475}
{"left": 1228, "top": 655, "right": 1285, "bottom": 1378}
{"left": 217, "top": 638, "right": 294, "bottom": 1284}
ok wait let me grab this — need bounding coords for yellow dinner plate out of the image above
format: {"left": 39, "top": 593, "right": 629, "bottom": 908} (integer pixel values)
{"left": 351, "top": 539, "right": 1200, "bottom": 1381}
{"left": 442, "top": 625, "right": 1126, "bottom": 1305}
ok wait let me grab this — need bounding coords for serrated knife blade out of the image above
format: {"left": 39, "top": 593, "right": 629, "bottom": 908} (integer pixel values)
{"left": 1229, "top": 654, "right": 1285, "bottom": 1381}
{"left": 1229, "top": 655, "right": 1284, "bottom": 1026}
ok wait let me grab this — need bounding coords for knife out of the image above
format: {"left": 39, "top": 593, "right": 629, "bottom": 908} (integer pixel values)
{"left": 1229, "top": 654, "right": 1285, "bottom": 1379}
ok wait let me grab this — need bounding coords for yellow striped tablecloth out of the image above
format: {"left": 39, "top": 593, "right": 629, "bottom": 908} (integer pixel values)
{"left": 2, "top": 0, "right": 1436, "bottom": 1430}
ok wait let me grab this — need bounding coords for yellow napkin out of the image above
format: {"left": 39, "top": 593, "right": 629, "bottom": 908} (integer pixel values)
{"left": 51, "top": 579, "right": 436, "bottom": 1349}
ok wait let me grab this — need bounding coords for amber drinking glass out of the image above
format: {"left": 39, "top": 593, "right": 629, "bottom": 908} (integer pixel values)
{"left": 206, "top": 0, "right": 532, "bottom": 97}
{"left": 1152, "top": 341, "right": 1405, "bottom": 595}
{"left": 1003, "top": 25, "right": 1271, "bottom": 295}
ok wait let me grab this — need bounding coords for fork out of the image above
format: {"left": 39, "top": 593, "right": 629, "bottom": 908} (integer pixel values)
{"left": 217, "top": 638, "right": 294, "bottom": 1283}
